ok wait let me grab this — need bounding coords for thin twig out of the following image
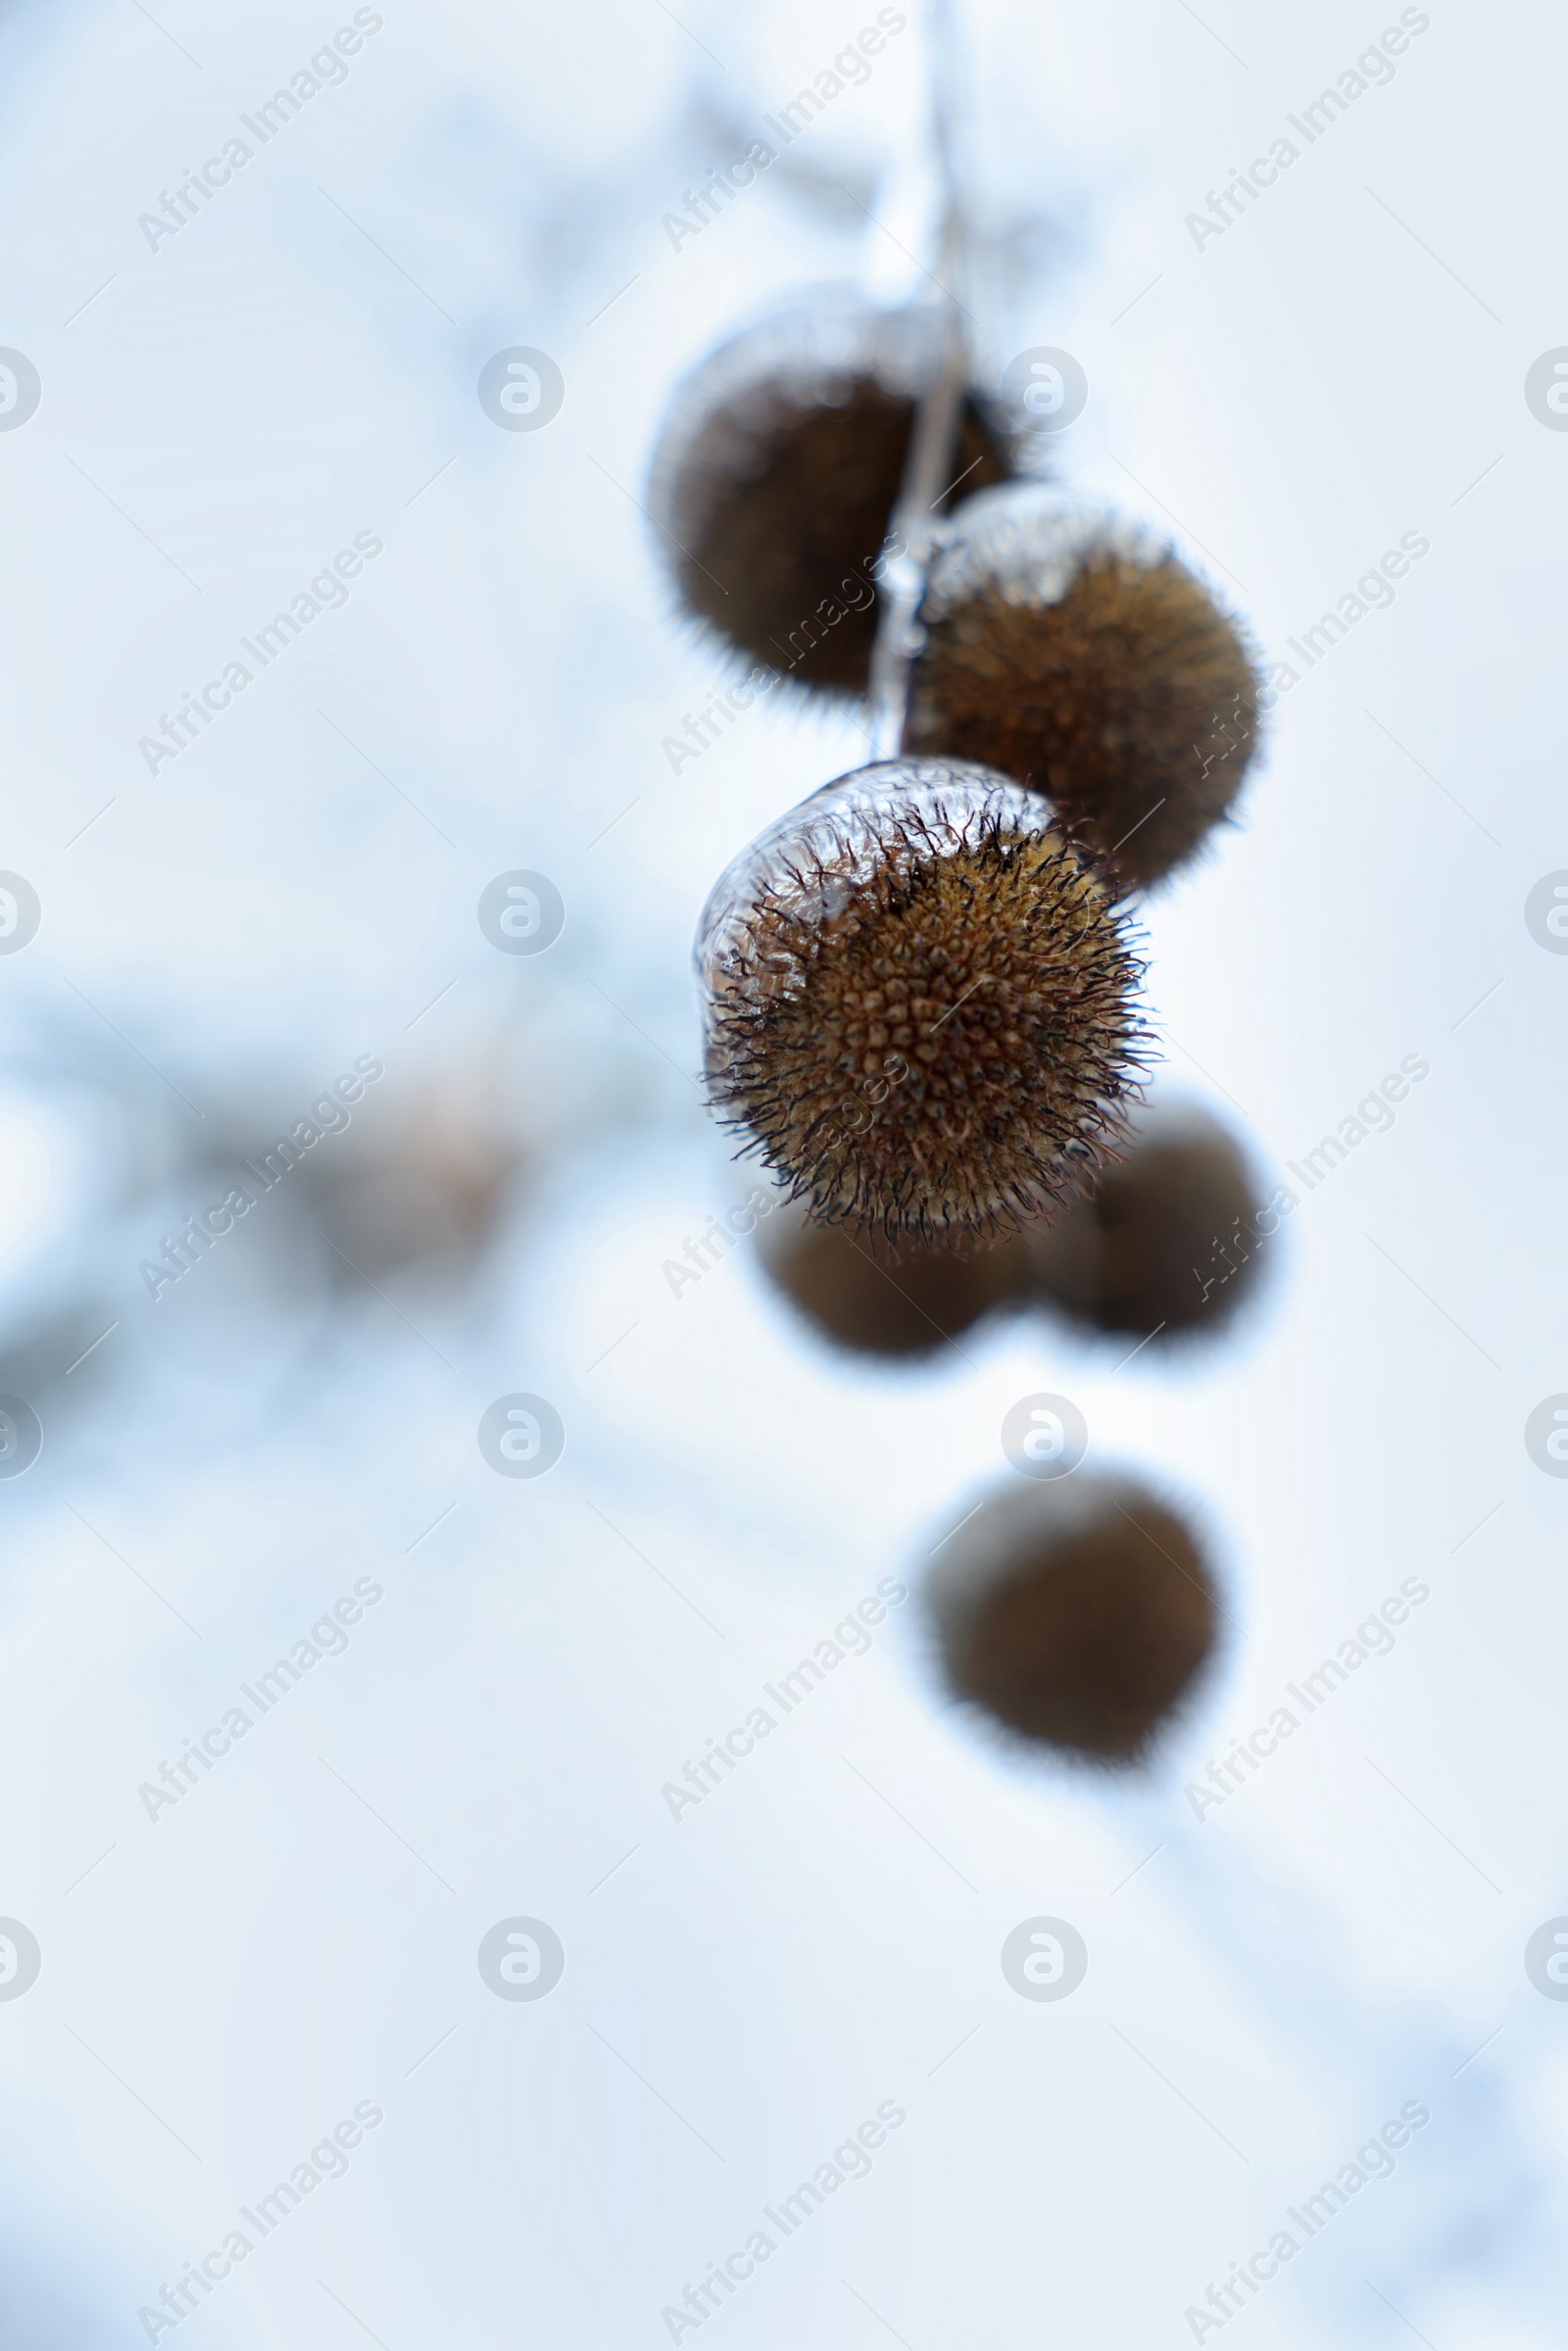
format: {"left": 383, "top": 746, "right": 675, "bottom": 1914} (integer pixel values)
{"left": 865, "top": 0, "right": 972, "bottom": 759}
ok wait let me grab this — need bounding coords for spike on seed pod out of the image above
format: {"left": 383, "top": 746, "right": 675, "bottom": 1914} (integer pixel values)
{"left": 1017, "top": 1100, "right": 1267, "bottom": 1340}
{"left": 906, "top": 485, "right": 1263, "bottom": 887}
{"left": 696, "top": 759, "right": 1150, "bottom": 1245}
{"left": 760, "top": 1198, "right": 1021, "bottom": 1358}
{"left": 925, "top": 1474, "right": 1218, "bottom": 1761}
{"left": 647, "top": 301, "right": 1026, "bottom": 695}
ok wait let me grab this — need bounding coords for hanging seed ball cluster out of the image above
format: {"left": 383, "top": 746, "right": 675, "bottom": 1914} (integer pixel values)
{"left": 648, "top": 304, "right": 1022, "bottom": 695}
{"left": 696, "top": 760, "right": 1148, "bottom": 1244}
{"left": 906, "top": 486, "right": 1262, "bottom": 887}
{"left": 1019, "top": 1100, "right": 1265, "bottom": 1340}
{"left": 760, "top": 1201, "right": 1022, "bottom": 1358}
{"left": 926, "top": 1475, "right": 1217, "bottom": 1760}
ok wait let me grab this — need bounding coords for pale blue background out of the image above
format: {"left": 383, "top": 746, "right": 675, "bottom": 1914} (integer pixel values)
{"left": 0, "top": 0, "right": 1560, "bottom": 2344}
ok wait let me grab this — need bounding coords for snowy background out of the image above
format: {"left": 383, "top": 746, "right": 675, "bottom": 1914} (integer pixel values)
{"left": 0, "top": 0, "right": 1564, "bottom": 2344}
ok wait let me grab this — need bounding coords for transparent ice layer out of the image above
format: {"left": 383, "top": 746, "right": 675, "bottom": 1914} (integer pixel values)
{"left": 646, "top": 297, "right": 1039, "bottom": 554}
{"left": 917, "top": 481, "right": 1174, "bottom": 618}
{"left": 693, "top": 757, "right": 1057, "bottom": 1046}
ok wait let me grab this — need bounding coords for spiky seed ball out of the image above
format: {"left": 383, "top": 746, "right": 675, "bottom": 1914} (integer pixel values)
{"left": 760, "top": 1200, "right": 1020, "bottom": 1358}
{"left": 696, "top": 760, "right": 1149, "bottom": 1244}
{"left": 925, "top": 1475, "right": 1217, "bottom": 1760}
{"left": 906, "top": 486, "right": 1262, "bottom": 886}
{"left": 1017, "top": 1101, "right": 1266, "bottom": 1339}
{"left": 648, "top": 303, "right": 1021, "bottom": 695}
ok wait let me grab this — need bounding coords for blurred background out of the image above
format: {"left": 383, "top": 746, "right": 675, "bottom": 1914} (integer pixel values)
{"left": 0, "top": 0, "right": 1564, "bottom": 2343}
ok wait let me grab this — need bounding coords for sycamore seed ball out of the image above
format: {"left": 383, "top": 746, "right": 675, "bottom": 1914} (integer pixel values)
{"left": 906, "top": 486, "right": 1263, "bottom": 886}
{"left": 1017, "top": 1101, "right": 1266, "bottom": 1339}
{"left": 926, "top": 1475, "right": 1218, "bottom": 1761}
{"left": 696, "top": 760, "right": 1148, "bottom": 1245}
{"left": 760, "top": 1200, "right": 1020, "bottom": 1358}
{"left": 648, "top": 304, "right": 1021, "bottom": 695}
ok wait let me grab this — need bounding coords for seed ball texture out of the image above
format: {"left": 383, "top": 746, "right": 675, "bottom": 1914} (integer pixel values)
{"left": 1017, "top": 1100, "right": 1265, "bottom": 1339}
{"left": 906, "top": 485, "right": 1263, "bottom": 887}
{"left": 696, "top": 762, "right": 1148, "bottom": 1244}
{"left": 648, "top": 302, "right": 1025, "bottom": 695}
{"left": 926, "top": 1474, "right": 1218, "bottom": 1760}
{"left": 760, "top": 1198, "right": 1020, "bottom": 1358}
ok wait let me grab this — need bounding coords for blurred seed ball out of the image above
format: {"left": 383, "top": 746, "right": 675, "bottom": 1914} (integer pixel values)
{"left": 759, "top": 1198, "right": 1020, "bottom": 1358}
{"left": 906, "top": 486, "right": 1262, "bottom": 887}
{"left": 926, "top": 1474, "right": 1218, "bottom": 1761}
{"left": 696, "top": 760, "right": 1148, "bottom": 1244}
{"left": 648, "top": 301, "right": 1025, "bottom": 695}
{"left": 318, "top": 1158, "right": 501, "bottom": 1283}
{"left": 307, "top": 1064, "right": 529, "bottom": 1288}
{"left": 1016, "top": 1101, "right": 1266, "bottom": 1340}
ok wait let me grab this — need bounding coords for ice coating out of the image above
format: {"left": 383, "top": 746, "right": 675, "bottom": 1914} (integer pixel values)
{"left": 693, "top": 758, "right": 1149, "bottom": 1242}
{"left": 644, "top": 303, "right": 1032, "bottom": 697}
{"left": 919, "top": 483, "right": 1172, "bottom": 618}
{"left": 648, "top": 299, "right": 1035, "bottom": 556}
{"left": 694, "top": 758, "right": 1051, "bottom": 1013}
{"left": 906, "top": 480, "right": 1262, "bottom": 888}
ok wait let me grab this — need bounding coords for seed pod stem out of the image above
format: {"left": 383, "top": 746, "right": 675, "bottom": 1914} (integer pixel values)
{"left": 867, "top": 0, "right": 972, "bottom": 754}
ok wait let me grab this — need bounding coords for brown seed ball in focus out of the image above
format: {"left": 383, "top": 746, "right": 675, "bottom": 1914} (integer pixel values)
{"left": 926, "top": 1475, "right": 1218, "bottom": 1760}
{"left": 696, "top": 761, "right": 1149, "bottom": 1246}
{"left": 906, "top": 486, "right": 1262, "bottom": 886}
{"left": 648, "top": 304, "right": 1021, "bottom": 695}
{"left": 760, "top": 1200, "right": 1020, "bottom": 1358}
{"left": 1017, "top": 1101, "right": 1265, "bottom": 1339}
